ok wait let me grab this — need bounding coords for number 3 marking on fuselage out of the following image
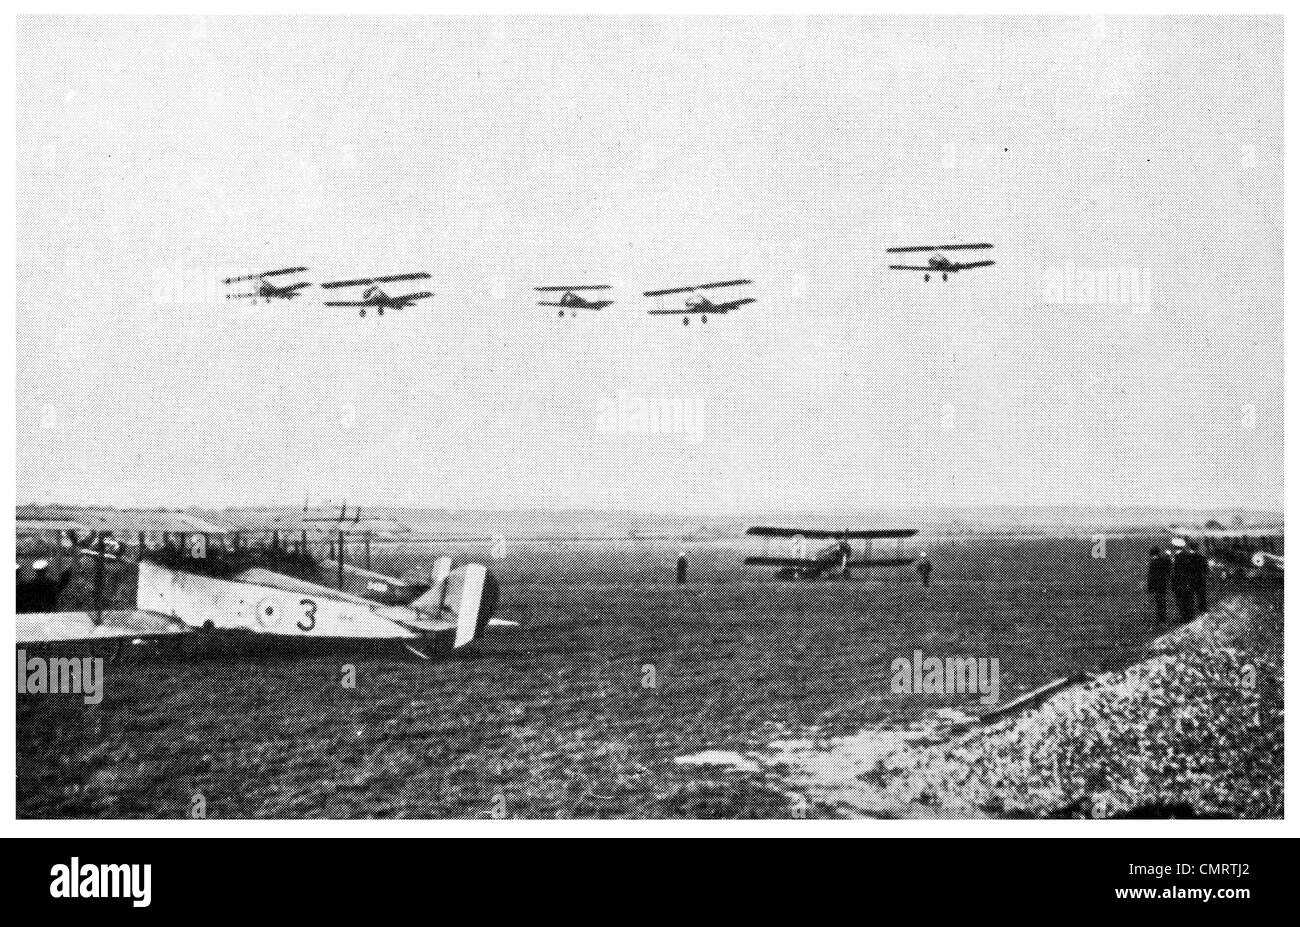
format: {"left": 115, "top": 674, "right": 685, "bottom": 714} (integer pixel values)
{"left": 298, "top": 598, "right": 317, "bottom": 632}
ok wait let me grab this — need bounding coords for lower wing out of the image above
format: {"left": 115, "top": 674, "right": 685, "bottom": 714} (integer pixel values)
{"left": 744, "top": 556, "right": 820, "bottom": 568}
{"left": 17, "top": 609, "right": 189, "bottom": 644}
{"left": 889, "top": 265, "right": 934, "bottom": 271}
{"left": 711, "top": 297, "right": 755, "bottom": 312}
{"left": 952, "top": 260, "right": 995, "bottom": 270}
{"left": 539, "top": 301, "right": 609, "bottom": 310}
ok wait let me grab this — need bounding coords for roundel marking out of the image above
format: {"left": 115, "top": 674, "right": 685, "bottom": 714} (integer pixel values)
{"left": 255, "top": 597, "right": 282, "bottom": 629}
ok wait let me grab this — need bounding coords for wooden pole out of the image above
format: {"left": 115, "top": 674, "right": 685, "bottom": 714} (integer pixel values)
{"left": 93, "top": 533, "right": 105, "bottom": 613}
{"left": 364, "top": 532, "right": 371, "bottom": 571}
{"left": 337, "top": 530, "right": 345, "bottom": 590}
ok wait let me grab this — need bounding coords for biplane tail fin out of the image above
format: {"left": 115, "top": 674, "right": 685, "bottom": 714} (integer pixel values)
{"left": 410, "top": 562, "right": 500, "bottom": 648}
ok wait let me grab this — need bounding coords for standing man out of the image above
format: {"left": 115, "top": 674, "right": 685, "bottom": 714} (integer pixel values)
{"left": 916, "top": 552, "right": 932, "bottom": 588}
{"left": 676, "top": 550, "right": 688, "bottom": 585}
{"left": 1188, "top": 542, "right": 1210, "bottom": 614}
{"left": 1146, "top": 545, "right": 1171, "bottom": 623}
{"left": 1169, "top": 538, "right": 1198, "bottom": 624}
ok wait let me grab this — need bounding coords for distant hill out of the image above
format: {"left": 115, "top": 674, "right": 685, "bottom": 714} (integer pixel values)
{"left": 16, "top": 503, "right": 1283, "bottom": 542}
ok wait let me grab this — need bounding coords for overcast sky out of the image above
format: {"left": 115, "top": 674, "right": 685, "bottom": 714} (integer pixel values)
{"left": 16, "top": 15, "right": 1282, "bottom": 513}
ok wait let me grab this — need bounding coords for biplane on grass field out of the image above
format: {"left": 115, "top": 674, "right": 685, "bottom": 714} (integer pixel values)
{"left": 743, "top": 525, "right": 919, "bottom": 580}
{"left": 15, "top": 514, "right": 512, "bottom": 659}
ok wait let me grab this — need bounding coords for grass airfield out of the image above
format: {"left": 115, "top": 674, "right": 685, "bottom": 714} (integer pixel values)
{"left": 16, "top": 534, "right": 1280, "bottom": 818}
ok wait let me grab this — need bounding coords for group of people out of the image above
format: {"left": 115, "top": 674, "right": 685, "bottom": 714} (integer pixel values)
{"left": 1146, "top": 538, "right": 1210, "bottom": 625}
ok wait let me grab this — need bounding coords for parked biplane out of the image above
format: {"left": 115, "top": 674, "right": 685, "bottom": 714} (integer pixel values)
{"left": 222, "top": 267, "right": 311, "bottom": 302}
{"left": 744, "top": 526, "right": 918, "bottom": 580}
{"left": 644, "top": 279, "right": 754, "bottom": 325}
{"left": 320, "top": 273, "right": 434, "bottom": 317}
{"left": 16, "top": 515, "right": 511, "bottom": 658}
{"left": 535, "top": 285, "right": 614, "bottom": 318}
{"left": 887, "top": 243, "right": 994, "bottom": 282}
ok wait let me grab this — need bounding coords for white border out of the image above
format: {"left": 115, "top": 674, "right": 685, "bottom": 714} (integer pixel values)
{"left": 4, "top": 5, "right": 1293, "bottom": 837}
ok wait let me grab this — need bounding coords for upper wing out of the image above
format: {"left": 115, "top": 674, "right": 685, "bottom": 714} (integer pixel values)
{"left": 647, "top": 309, "right": 697, "bottom": 315}
{"left": 374, "top": 272, "right": 431, "bottom": 284}
{"left": 323, "top": 300, "right": 373, "bottom": 306}
{"left": 535, "top": 285, "right": 611, "bottom": 291}
{"left": 17, "top": 609, "right": 189, "bottom": 644}
{"left": 222, "top": 267, "right": 307, "bottom": 284}
{"left": 644, "top": 286, "right": 696, "bottom": 297}
{"left": 746, "top": 526, "right": 918, "bottom": 540}
{"left": 887, "top": 244, "right": 993, "bottom": 253}
{"left": 321, "top": 278, "right": 374, "bottom": 289}
{"left": 697, "top": 279, "right": 753, "bottom": 289}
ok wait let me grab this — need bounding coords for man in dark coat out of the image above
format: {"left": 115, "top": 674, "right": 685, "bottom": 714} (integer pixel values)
{"left": 1146, "top": 546, "right": 1171, "bottom": 623}
{"left": 1188, "top": 542, "right": 1210, "bottom": 614}
{"left": 1170, "top": 541, "right": 1198, "bottom": 624}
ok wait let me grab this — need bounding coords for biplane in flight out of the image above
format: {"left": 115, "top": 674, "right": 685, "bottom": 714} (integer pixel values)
{"left": 887, "top": 243, "right": 995, "bottom": 282}
{"left": 223, "top": 267, "right": 311, "bottom": 302}
{"left": 535, "top": 285, "right": 614, "bottom": 318}
{"left": 320, "top": 272, "right": 434, "bottom": 317}
{"left": 644, "top": 279, "right": 755, "bottom": 325}
{"left": 744, "top": 526, "right": 918, "bottom": 580}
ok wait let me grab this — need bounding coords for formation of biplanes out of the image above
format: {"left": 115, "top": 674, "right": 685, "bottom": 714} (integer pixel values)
{"left": 220, "top": 242, "right": 995, "bottom": 326}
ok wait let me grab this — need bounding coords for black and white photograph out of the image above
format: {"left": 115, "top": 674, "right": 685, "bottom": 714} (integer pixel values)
{"left": 12, "top": 12, "right": 1285, "bottom": 824}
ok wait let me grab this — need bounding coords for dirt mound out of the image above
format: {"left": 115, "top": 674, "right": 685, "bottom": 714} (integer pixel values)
{"left": 765, "top": 596, "right": 1283, "bottom": 818}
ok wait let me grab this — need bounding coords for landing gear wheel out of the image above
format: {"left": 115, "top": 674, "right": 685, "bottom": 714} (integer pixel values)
{"left": 942, "top": 273, "right": 949, "bottom": 282}
{"left": 359, "top": 309, "right": 366, "bottom": 318}
{"left": 683, "top": 317, "right": 690, "bottom": 326}
{"left": 377, "top": 307, "right": 385, "bottom": 316}
{"left": 702, "top": 315, "right": 708, "bottom": 324}
{"left": 558, "top": 309, "right": 565, "bottom": 318}
{"left": 923, "top": 274, "right": 930, "bottom": 282}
